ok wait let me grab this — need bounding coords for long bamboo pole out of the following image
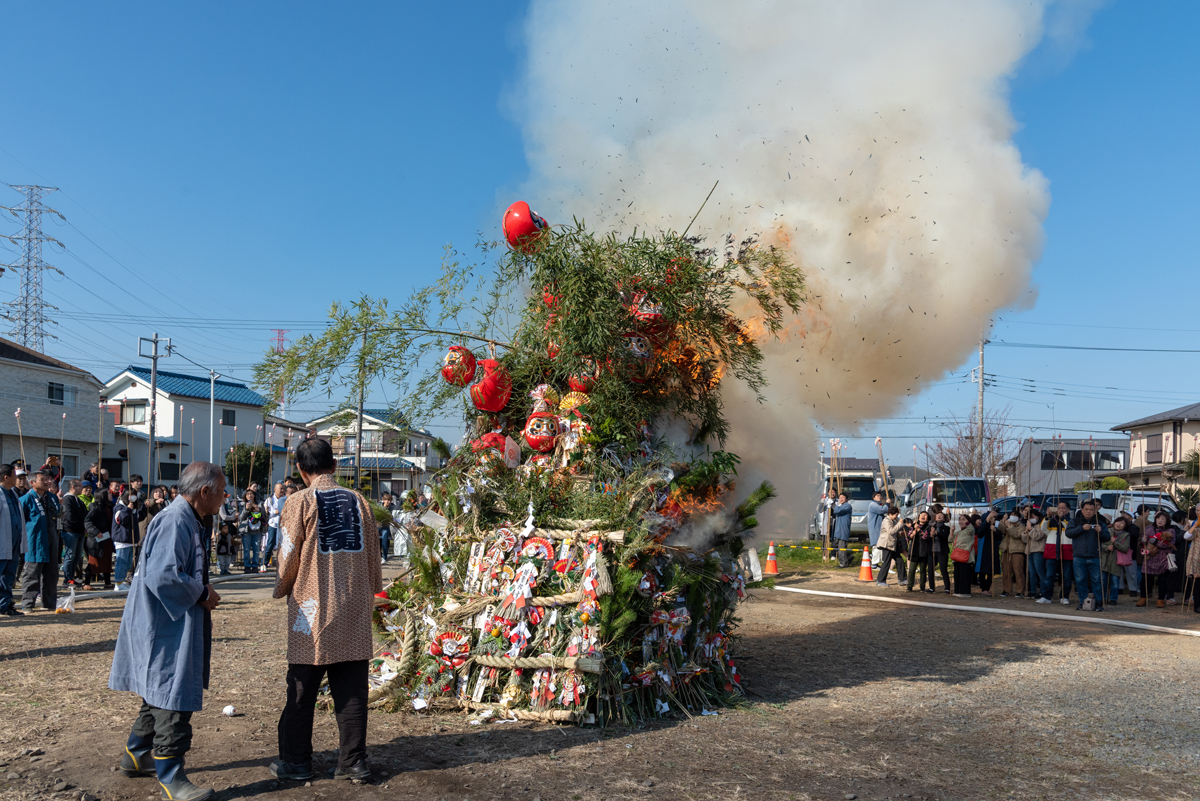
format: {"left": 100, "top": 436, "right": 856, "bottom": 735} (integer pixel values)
{"left": 14, "top": 409, "right": 26, "bottom": 468}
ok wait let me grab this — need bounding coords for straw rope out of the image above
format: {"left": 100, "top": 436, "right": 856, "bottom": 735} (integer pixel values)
{"left": 472, "top": 654, "right": 603, "bottom": 673}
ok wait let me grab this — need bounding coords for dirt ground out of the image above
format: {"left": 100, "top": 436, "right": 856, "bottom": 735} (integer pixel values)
{"left": 2, "top": 569, "right": 1198, "bottom": 801}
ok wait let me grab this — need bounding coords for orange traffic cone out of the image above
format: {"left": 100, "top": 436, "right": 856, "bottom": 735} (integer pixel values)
{"left": 857, "top": 545, "right": 874, "bottom": 582}
{"left": 764, "top": 541, "right": 779, "bottom": 575}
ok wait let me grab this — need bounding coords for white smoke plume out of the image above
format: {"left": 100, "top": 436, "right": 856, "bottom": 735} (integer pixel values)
{"left": 513, "top": 0, "right": 1056, "bottom": 538}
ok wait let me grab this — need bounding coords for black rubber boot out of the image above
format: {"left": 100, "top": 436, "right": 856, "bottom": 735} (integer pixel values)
{"left": 120, "top": 731, "right": 155, "bottom": 777}
{"left": 154, "top": 755, "right": 215, "bottom": 801}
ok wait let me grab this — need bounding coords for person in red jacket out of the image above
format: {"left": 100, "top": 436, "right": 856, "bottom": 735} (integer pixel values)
{"left": 1042, "top": 501, "right": 1074, "bottom": 604}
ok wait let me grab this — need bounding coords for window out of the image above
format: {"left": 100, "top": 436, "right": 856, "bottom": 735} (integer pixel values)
{"left": 362, "top": 431, "right": 382, "bottom": 450}
{"left": 221, "top": 409, "right": 236, "bottom": 427}
{"left": 1145, "top": 434, "right": 1162, "bottom": 464}
{"left": 101, "top": 457, "right": 124, "bottom": 480}
{"left": 47, "top": 453, "right": 79, "bottom": 478}
{"left": 47, "top": 383, "right": 77, "bottom": 406}
{"left": 1041, "top": 448, "right": 1125, "bottom": 471}
{"left": 159, "top": 463, "right": 180, "bottom": 481}
{"left": 121, "top": 404, "right": 147, "bottom": 424}
{"left": 840, "top": 478, "right": 878, "bottom": 501}
{"left": 930, "top": 479, "right": 989, "bottom": 505}
{"left": 344, "top": 437, "right": 357, "bottom": 453}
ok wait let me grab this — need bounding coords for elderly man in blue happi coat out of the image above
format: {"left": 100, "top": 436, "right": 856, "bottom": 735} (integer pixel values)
{"left": 108, "top": 462, "right": 224, "bottom": 801}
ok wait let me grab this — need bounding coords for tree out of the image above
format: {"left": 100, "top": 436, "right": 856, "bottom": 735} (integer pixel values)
{"left": 251, "top": 221, "right": 803, "bottom": 724}
{"left": 925, "top": 407, "right": 1018, "bottom": 497}
{"left": 224, "top": 443, "right": 272, "bottom": 491}
{"left": 1075, "top": 476, "right": 1129, "bottom": 492}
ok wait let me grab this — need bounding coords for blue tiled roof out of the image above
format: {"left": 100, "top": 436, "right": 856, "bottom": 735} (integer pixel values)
{"left": 335, "top": 455, "right": 420, "bottom": 471}
{"left": 114, "top": 366, "right": 267, "bottom": 407}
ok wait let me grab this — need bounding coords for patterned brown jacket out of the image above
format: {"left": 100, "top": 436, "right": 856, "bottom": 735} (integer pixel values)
{"left": 273, "top": 473, "right": 382, "bottom": 664}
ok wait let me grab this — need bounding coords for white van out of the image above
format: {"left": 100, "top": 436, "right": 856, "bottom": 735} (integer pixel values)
{"left": 901, "top": 477, "right": 991, "bottom": 521}
{"left": 1076, "top": 490, "right": 1178, "bottom": 521}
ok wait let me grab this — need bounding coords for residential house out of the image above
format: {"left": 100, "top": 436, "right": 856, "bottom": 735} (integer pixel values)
{"left": 0, "top": 337, "right": 115, "bottom": 478}
{"left": 305, "top": 408, "right": 446, "bottom": 498}
{"left": 1001, "top": 437, "right": 1129, "bottom": 496}
{"left": 1107, "top": 404, "right": 1200, "bottom": 493}
{"left": 102, "top": 366, "right": 296, "bottom": 487}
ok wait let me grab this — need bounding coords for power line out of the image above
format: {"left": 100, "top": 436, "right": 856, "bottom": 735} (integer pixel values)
{"left": 991, "top": 341, "right": 1200, "bottom": 354}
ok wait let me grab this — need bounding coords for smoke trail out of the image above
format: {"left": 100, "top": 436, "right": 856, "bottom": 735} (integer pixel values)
{"left": 514, "top": 0, "right": 1057, "bottom": 537}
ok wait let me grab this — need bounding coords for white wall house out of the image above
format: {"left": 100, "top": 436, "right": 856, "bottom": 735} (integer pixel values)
{"left": 1107, "top": 403, "right": 1200, "bottom": 494}
{"left": 0, "top": 337, "right": 115, "bottom": 478}
{"left": 305, "top": 408, "right": 444, "bottom": 498}
{"left": 102, "top": 365, "right": 304, "bottom": 487}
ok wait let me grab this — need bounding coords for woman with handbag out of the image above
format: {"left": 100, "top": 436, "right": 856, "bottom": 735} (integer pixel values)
{"left": 951, "top": 513, "right": 976, "bottom": 597}
{"left": 1103, "top": 516, "right": 1133, "bottom": 606}
{"left": 1138, "top": 510, "right": 1178, "bottom": 608}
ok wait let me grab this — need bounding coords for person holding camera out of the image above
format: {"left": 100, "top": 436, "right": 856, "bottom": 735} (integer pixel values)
{"left": 1042, "top": 501, "right": 1074, "bottom": 604}
{"left": 238, "top": 490, "right": 266, "bottom": 574}
{"left": 1066, "top": 498, "right": 1110, "bottom": 612}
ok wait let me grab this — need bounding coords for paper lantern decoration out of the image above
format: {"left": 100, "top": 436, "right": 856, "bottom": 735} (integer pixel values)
{"left": 503, "top": 201, "right": 549, "bottom": 252}
{"left": 568, "top": 356, "right": 599, "bottom": 394}
{"left": 523, "top": 411, "right": 561, "bottom": 452}
{"left": 621, "top": 333, "right": 656, "bottom": 383}
{"left": 470, "top": 358, "right": 512, "bottom": 412}
{"left": 440, "top": 346, "right": 477, "bottom": 387}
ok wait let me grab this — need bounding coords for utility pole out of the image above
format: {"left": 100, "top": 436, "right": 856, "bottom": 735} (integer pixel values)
{"left": 354, "top": 328, "right": 366, "bottom": 490}
{"left": 139, "top": 333, "right": 170, "bottom": 485}
{"left": 1, "top": 185, "right": 65, "bottom": 352}
{"left": 971, "top": 334, "right": 986, "bottom": 477}
{"left": 208, "top": 370, "right": 218, "bottom": 463}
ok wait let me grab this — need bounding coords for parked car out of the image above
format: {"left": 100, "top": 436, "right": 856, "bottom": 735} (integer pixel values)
{"left": 991, "top": 495, "right": 1024, "bottom": 516}
{"left": 901, "top": 477, "right": 990, "bottom": 521}
{"left": 1076, "top": 489, "right": 1178, "bottom": 520}
{"left": 1024, "top": 493, "right": 1078, "bottom": 515}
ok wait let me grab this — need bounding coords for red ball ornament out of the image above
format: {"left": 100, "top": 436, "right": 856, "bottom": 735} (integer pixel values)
{"left": 469, "top": 358, "right": 512, "bottom": 412}
{"left": 440, "top": 346, "right": 477, "bottom": 387}
{"left": 503, "top": 201, "right": 549, "bottom": 253}
{"left": 523, "top": 411, "right": 561, "bottom": 453}
{"left": 429, "top": 643, "right": 443, "bottom": 656}
{"left": 568, "top": 356, "right": 599, "bottom": 394}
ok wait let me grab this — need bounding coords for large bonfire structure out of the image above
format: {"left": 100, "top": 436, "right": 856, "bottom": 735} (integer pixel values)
{"left": 258, "top": 202, "right": 804, "bottom": 725}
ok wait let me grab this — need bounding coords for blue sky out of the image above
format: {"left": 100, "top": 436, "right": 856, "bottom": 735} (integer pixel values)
{"left": 1, "top": 1, "right": 1197, "bottom": 457}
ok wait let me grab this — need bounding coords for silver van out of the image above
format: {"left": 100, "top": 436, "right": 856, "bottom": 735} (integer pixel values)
{"left": 807, "top": 474, "right": 880, "bottom": 540}
{"left": 901, "top": 477, "right": 991, "bottom": 521}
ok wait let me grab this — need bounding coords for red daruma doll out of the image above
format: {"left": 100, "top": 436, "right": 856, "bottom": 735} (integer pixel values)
{"left": 470, "top": 359, "right": 512, "bottom": 412}
{"left": 440, "top": 346, "right": 477, "bottom": 387}
{"left": 523, "top": 411, "right": 560, "bottom": 453}
{"left": 502, "top": 201, "right": 549, "bottom": 253}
